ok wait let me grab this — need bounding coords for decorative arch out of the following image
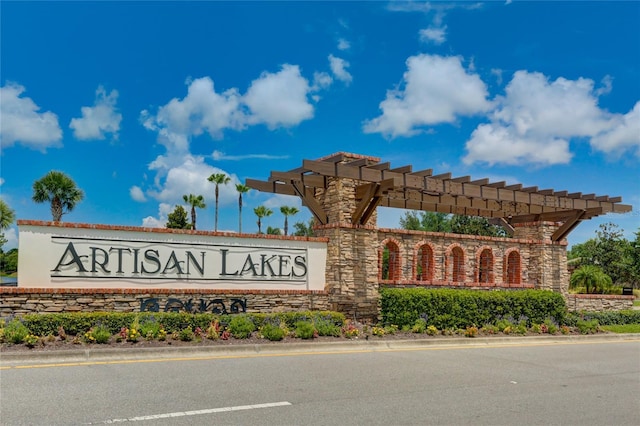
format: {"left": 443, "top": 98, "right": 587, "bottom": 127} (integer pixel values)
{"left": 504, "top": 248, "right": 522, "bottom": 285}
{"left": 476, "top": 246, "right": 494, "bottom": 284}
{"left": 379, "top": 237, "right": 402, "bottom": 281}
{"left": 445, "top": 243, "right": 465, "bottom": 283}
{"left": 413, "top": 241, "right": 435, "bottom": 281}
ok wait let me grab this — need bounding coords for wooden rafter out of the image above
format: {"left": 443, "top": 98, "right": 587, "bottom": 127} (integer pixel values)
{"left": 246, "top": 152, "right": 632, "bottom": 232}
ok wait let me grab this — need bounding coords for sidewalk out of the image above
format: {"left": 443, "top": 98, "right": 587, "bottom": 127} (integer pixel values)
{"left": 2, "top": 333, "right": 639, "bottom": 367}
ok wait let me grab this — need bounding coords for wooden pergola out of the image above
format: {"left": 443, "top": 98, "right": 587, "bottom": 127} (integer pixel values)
{"left": 246, "top": 152, "right": 632, "bottom": 242}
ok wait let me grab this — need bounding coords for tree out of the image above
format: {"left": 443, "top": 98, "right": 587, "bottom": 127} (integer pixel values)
{"left": 0, "top": 199, "right": 15, "bottom": 249}
{"left": 183, "top": 194, "right": 205, "bottom": 230}
{"left": 166, "top": 205, "right": 190, "bottom": 229}
{"left": 399, "top": 210, "right": 505, "bottom": 237}
{"left": 253, "top": 205, "right": 272, "bottom": 234}
{"left": 32, "top": 171, "right": 84, "bottom": 222}
{"left": 568, "top": 222, "right": 637, "bottom": 285}
{"left": 280, "top": 206, "right": 299, "bottom": 236}
{"left": 208, "top": 173, "right": 230, "bottom": 232}
{"left": 266, "top": 226, "right": 282, "bottom": 235}
{"left": 570, "top": 265, "right": 613, "bottom": 294}
{"left": 0, "top": 248, "right": 18, "bottom": 275}
{"left": 235, "top": 183, "right": 250, "bottom": 233}
{"left": 293, "top": 218, "right": 315, "bottom": 237}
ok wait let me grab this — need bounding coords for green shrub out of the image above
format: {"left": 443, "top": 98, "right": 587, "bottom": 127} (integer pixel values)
{"left": 566, "top": 310, "right": 640, "bottom": 326}
{"left": 411, "top": 318, "right": 427, "bottom": 333}
{"left": 4, "top": 319, "right": 30, "bottom": 344}
{"left": 260, "top": 323, "right": 286, "bottom": 341}
{"left": 84, "top": 325, "right": 111, "bottom": 344}
{"left": 228, "top": 315, "right": 255, "bottom": 339}
{"left": 577, "top": 319, "right": 600, "bottom": 334}
{"left": 314, "top": 318, "right": 341, "bottom": 337}
{"left": 426, "top": 325, "right": 439, "bottom": 336}
{"left": 139, "top": 319, "right": 163, "bottom": 340}
{"left": 178, "top": 327, "right": 195, "bottom": 341}
{"left": 380, "top": 288, "right": 567, "bottom": 329}
{"left": 295, "top": 321, "right": 316, "bottom": 339}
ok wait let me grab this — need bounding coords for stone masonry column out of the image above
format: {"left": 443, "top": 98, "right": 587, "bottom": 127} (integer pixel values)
{"left": 313, "top": 154, "right": 381, "bottom": 322}
{"left": 513, "top": 222, "right": 569, "bottom": 296}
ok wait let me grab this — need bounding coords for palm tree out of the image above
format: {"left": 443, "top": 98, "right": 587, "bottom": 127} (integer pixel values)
{"left": 208, "top": 173, "right": 230, "bottom": 231}
{"left": 280, "top": 206, "right": 299, "bottom": 236}
{"left": 253, "top": 205, "right": 272, "bottom": 234}
{"left": 0, "top": 199, "right": 16, "bottom": 231}
{"left": 32, "top": 171, "right": 84, "bottom": 222}
{"left": 183, "top": 194, "right": 206, "bottom": 230}
{"left": 570, "top": 265, "right": 612, "bottom": 294}
{"left": 235, "top": 183, "right": 250, "bottom": 233}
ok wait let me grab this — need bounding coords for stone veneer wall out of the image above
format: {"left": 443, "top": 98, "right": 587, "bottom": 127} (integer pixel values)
{"left": 0, "top": 288, "right": 329, "bottom": 316}
{"left": 566, "top": 294, "right": 634, "bottom": 312}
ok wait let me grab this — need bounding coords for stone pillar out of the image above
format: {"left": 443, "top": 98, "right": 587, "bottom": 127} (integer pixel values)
{"left": 513, "top": 222, "right": 569, "bottom": 295}
{"left": 313, "top": 153, "right": 381, "bottom": 321}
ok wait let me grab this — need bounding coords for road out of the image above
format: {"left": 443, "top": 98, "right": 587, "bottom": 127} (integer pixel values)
{"left": 1, "top": 340, "right": 639, "bottom": 425}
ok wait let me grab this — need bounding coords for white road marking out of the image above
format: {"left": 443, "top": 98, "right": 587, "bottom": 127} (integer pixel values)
{"left": 102, "top": 401, "right": 292, "bottom": 423}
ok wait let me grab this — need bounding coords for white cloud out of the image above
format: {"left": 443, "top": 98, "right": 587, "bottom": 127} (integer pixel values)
{"left": 337, "top": 38, "right": 351, "bottom": 51}
{"left": 590, "top": 101, "right": 640, "bottom": 157}
{"left": 146, "top": 154, "right": 238, "bottom": 206}
{"left": 363, "top": 54, "right": 491, "bottom": 138}
{"left": 212, "top": 150, "right": 289, "bottom": 161}
{"left": 141, "top": 203, "right": 173, "bottom": 228}
{"left": 490, "top": 68, "right": 503, "bottom": 85}
{"left": 243, "top": 64, "right": 314, "bottom": 129}
{"left": 0, "top": 82, "right": 62, "bottom": 151}
{"left": 419, "top": 26, "right": 447, "bottom": 44}
{"left": 328, "top": 54, "right": 353, "bottom": 85}
{"left": 463, "top": 71, "right": 631, "bottom": 166}
{"left": 312, "top": 71, "right": 333, "bottom": 92}
{"left": 0, "top": 178, "right": 4, "bottom": 186}
{"left": 69, "top": 86, "right": 122, "bottom": 140}
{"left": 595, "top": 75, "right": 613, "bottom": 96}
{"left": 129, "top": 185, "right": 147, "bottom": 202}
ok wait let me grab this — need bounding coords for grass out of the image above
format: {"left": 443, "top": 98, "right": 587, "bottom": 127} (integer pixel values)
{"left": 601, "top": 324, "right": 640, "bottom": 334}
{"left": 633, "top": 300, "right": 640, "bottom": 307}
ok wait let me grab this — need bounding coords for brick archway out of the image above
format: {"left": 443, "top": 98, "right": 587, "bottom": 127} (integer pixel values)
{"left": 379, "top": 237, "right": 402, "bottom": 281}
{"left": 413, "top": 241, "right": 435, "bottom": 281}
{"left": 504, "top": 248, "right": 522, "bottom": 285}
{"left": 445, "top": 243, "right": 465, "bottom": 283}
{"left": 476, "top": 246, "right": 494, "bottom": 284}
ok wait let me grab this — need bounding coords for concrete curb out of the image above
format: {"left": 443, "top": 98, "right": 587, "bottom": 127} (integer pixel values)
{"left": 2, "top": 333, "right": 639, "bottom": 365}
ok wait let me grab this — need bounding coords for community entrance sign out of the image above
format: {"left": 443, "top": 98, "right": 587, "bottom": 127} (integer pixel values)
{"left": 17, "top": 222, "right": 327, "bottom": 290}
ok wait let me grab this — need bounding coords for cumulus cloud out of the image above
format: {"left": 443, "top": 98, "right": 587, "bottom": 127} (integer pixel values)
{"left": 328, "top": 54, "right": 353, "bottom": 85}
{"left": 419, "top": 26, "right": 447, "bottom": 44}
{"left": 363, "top": 54, "right": 491, "bottom": 138}
{"left": 590, "top": 101, "right": 640, "bottom": 158}
{"left": 146, "top": 154, "right": 238, "bottom": 206}
{"left": 463, "top": 71, "right": 636, "bottom": 166}
{"left": 0, "top": 82, "right": 62, "bottom": 151}
{"left": 337, "top": 38, "right": 351, "bottom": 51}
{"left": 244, "top": 64, "right": 314, "bottom": 128}
{"left": 141, "top": 203, "right": 173, "bottom": 228}
{"left": 69, "top": 86, "right": 122, "bottom": 140}
{"left": 2, "top": 227, "right": 18, "bottom": 250}
{"left": 212, "top": 150, "right": 289, "bottom": 161}
{"left": 129, "top": 185, "right": 147, "bottom": 202}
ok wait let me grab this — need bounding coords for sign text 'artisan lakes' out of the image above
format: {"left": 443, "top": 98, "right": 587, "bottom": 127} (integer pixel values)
{"left": 51, "top": 238, "right": 308, "bottom": 282}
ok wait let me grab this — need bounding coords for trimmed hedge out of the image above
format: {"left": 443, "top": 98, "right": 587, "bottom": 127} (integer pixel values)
{"left": 380, "top": 288, "right": 567, "bottom": 329}
{"left": 11, "top": 310, "right": 345, "bottom": 337}
{"left": 565, "top": 310, "right": 640, "bottom": 326}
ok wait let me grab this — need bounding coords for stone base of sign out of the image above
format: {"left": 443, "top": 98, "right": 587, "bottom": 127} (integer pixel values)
{"left": 0, "top": 288, "right": 329, "bottom": 316}
{"left": 566, "top": 294, "right": 634, "bottom": 311}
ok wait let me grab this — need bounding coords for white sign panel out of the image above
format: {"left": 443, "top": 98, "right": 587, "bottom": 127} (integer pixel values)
{"left": 17, "top": 222, "right": 327, "bottom": 290}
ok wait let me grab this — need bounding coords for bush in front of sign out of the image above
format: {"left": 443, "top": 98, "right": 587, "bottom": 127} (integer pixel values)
{"left": 228, "top": 315, "right": 256, "bottom": 339}
{"left": 260, "top": 323, "right": 286, "bottom": 341}
{"left": 294, "top": 321, "right": 317, "bottom": 339}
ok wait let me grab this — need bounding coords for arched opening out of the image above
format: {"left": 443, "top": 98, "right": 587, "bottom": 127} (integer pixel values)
{"left": 450, "top": 246, "right": 465, "bottom": 282}
{"left": 380, "top": 240, "right": 401, "bottom": 281}
{"left": 416, "top": 244, "right": 434, "bottom": 281}
{"left": 506, "top": 250, "right": 521, "bottom": 285}
{"left": 478, "top": 248, "right": 493, "bottom": 283}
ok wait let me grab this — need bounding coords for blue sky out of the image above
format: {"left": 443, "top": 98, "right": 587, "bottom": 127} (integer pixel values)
{"left": 1, "top": 1, "right": 639, "bottom": 250}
